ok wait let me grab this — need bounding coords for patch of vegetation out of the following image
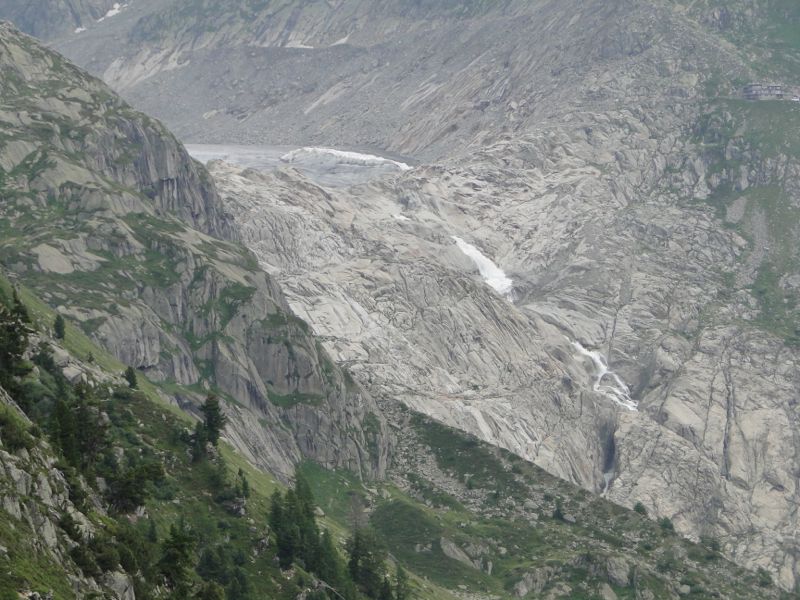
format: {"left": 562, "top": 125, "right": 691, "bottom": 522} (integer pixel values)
{"left": 268, "top": 389, "right": 324, "bottom": 408}
{"left": 412, "top": 414, "right": 527, "bottom": 500}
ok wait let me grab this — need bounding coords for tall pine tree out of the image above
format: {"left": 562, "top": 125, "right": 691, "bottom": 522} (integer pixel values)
{"left": 201, "top": 394, "right": 227, "bottom": 445}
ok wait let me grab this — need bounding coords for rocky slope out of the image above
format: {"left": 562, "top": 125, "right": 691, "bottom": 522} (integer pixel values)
{"left": 2, "top": 268, "right": 792, "bottom": 600}
{"left": 3, "top": 0, "right": 800, "bottom": 592}
{"left": 0, "top": 0, "right": 118, "bottom": 41}
{"left": 0, "top": 21, "right": 390, "bottom": 482}
{"left": 49, "top": 0, "right": 799, "bottom": 588}
{"left": 0, "top": 387, "right": 138, "bottom": 599}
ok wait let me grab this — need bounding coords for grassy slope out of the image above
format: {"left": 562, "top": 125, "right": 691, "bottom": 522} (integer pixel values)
{"left": 299, "top": 415, "right": 792, "bottom": 599}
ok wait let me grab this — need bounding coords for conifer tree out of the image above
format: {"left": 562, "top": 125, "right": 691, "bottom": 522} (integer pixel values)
{"left": 379, "top": 577, "right": 393, "bottom": 600}
{"left": 0, "top": 301, "right": 31, "bottom": 394}
{"left": 191, "top": 421, "right": 208, "bottom": 462}
{"left": 347, "top": 528, "right": 388, "bottom": 598}
{"left": 158, "top": 521, "right": 195, "bottom": 591}
{"left": 147, "top": 519, "right": 158, "bottom": 544}
{"left": 11, "top": 289, "right": 30, "bottom": 324}
{"left": 54, "top": 314, "right": 66, "bottom": 339}
{"left": 195, "top": 582, "right": 225, "bottom": 600}
{"left": 201, "top": 394, "right": 227, "bottom": 445}
{"left": 51, "top": 396, "right": 79, "bottom": 467}
{"left": 124, "top": 366, "right": 138, "bottom": 389}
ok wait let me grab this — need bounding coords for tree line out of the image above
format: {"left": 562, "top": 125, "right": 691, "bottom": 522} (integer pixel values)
{"left": 0, "top": 289, "right": 415, "bottom": 599}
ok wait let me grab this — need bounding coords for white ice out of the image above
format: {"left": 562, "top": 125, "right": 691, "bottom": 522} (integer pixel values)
{"left": 281, "top": 147, "right": 412, "bottom": 172}
{"left": 98, "top": 3, "right": 126, "bottom": 22}
{"left": 573, "top": 342, "right": 637, "bottom": 411}
{"left": 452, "top": 236, "right": 514, "bottom": 300}
{"left": 74, "top": 27, "right": 86, "bottom": 34}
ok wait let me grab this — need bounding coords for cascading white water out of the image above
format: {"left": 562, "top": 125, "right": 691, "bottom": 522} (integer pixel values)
{"left": 452, "top": 236, "right": 514, "bottom": 301}
{"left": 572, "top": 342, "right": 637, "bottom": 411}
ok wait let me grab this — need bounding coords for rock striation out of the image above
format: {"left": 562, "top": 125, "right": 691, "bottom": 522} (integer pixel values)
{"left": 0, "top": 22, "right": 390, "bottom": 482}
{"left": 2, "top": 0, "right": 800, "bottom": 590}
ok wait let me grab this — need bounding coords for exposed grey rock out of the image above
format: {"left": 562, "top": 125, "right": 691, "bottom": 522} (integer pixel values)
{"left": 606, "top": 557, "right": 631, "bottom": 588}
{"left": 514, "top": 567, "right": 556, "bottom": 598}
{"left": 103, "top": 572, "right": 136, "bottom": 600}
{"left": 599, "top": 584, "right": 618, "bottom": 600}
{"left": 439, "top": 537, "right": 475, "bottom": 570}
{"left": 0, "top": 22, "right": 391, "bottom": 483}
{"left": 0, "top": 0, "right": 116, "bottom": 40}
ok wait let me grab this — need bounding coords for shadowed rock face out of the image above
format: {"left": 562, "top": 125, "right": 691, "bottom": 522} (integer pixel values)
{"left": 0, "top": 23, "right": 390, "bottom": 482}
{"left": 4, "top": 0, "right": 800, "bottom": 590}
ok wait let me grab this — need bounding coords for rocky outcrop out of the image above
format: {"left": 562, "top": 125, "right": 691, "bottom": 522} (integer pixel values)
{"left": 206, "top": 62, "right": 800, "bottom": 590}
{"left": 0, "top": 23, "right": 390, "bottom": 481}
{"left": 0, "top": 386, "right": 135, "bottom": 598}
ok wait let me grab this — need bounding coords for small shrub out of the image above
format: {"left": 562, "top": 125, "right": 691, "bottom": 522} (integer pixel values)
{"left": 54, "top": 314, "right": 66, "bottom": 340}
{"left": 71, "top": 543, "right": 99, "bottom": 577}
{"left": 700, "top": 535, "right": 721, "bottom": 553}
{"left": 553, "top": 499, "right": 565, "bottom": 521}
{"left": 0, "top": 407, "right": 33, "bottom": 451}
{"left": 90, "top": 535, "right": 120, "bottom": 572}
{"left": 656, "top": 548, "right": 679, "bottom": 573}
{"left": 633, "top": 501, "right": 648, "bottom": 516}
{"left": 59, "top": 512, "right": 82, "bottom": 542}
{"left": 659, "top": 517, "right": 675, "bottom": 533}
{"left": 124, "top": 366, "right": 138, "bottom": 389}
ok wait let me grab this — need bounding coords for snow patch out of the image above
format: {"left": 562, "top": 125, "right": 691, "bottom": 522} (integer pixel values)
{"left": 393, "top": 214, "right": 410, "bottom": 222}
{"left": 98, "top": 3, "right": 127, "bottom": 22}
{"left": 332, "top": 35, "right": 350, "bottom": 46}
{"left": 281, "top": 147, "right": 412, "bottom": 172}
{"left": 286, "top": 41, "right": 315, "bottom": 49}
{"left": 74, "top": 27, "right": 86, "bottom": 34}
{"left": 573, "top": 342, "right": 637, "bottom": 411}
{"left": 452, "top": 236, "right": 514, "bottom": 300}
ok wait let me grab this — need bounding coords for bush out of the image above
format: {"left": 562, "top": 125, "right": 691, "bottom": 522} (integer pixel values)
{"left": 90, "top": 535, "right": 120, "bottom": 572}
{"left": 656, "top": 548, "right": 679, "bottom": 573}
{"left": 552, "top": 499, "right": 565, "bottom": 521}
{"left": 124, "top": 366, "right": 138, "bottom": 389}
{"left": 59, "top": 512, "right": 82, "bottom": 542}
{"left": 0, "top": 406, "right": 33, "bottom": 451}
{"left": 659, "top": 517, "right": 675, "bottom": 533}
{"left": 71, "top": 543, "right": 99, "bottom": 577}
{"left": 633, "top": 502, "right": 648, "bottom": 516}
{"left": 54, "top": 314, "right": 66, "bottom": 340}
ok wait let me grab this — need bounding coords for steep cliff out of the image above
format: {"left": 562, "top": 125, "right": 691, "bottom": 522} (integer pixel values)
{"left": 0, "top": 21, "right": 390, "bottom": 481}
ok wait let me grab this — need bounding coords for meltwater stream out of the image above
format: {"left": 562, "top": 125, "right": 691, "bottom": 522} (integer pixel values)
{"left": 452, "top": 236, "right": 514, "bottom": 301}
{"left": 573, "top": 342, "right": 637, "bottom": 411}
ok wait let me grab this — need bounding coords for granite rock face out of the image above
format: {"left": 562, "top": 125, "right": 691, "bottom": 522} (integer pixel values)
{"left": 194, "top": 1, "right": 800, "bottom": 581}
{"left": 0, "top": 23, "right": 390, "bottom": 482}
{"left": 2, "top": 0, "right": 800, "bottom": 589}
